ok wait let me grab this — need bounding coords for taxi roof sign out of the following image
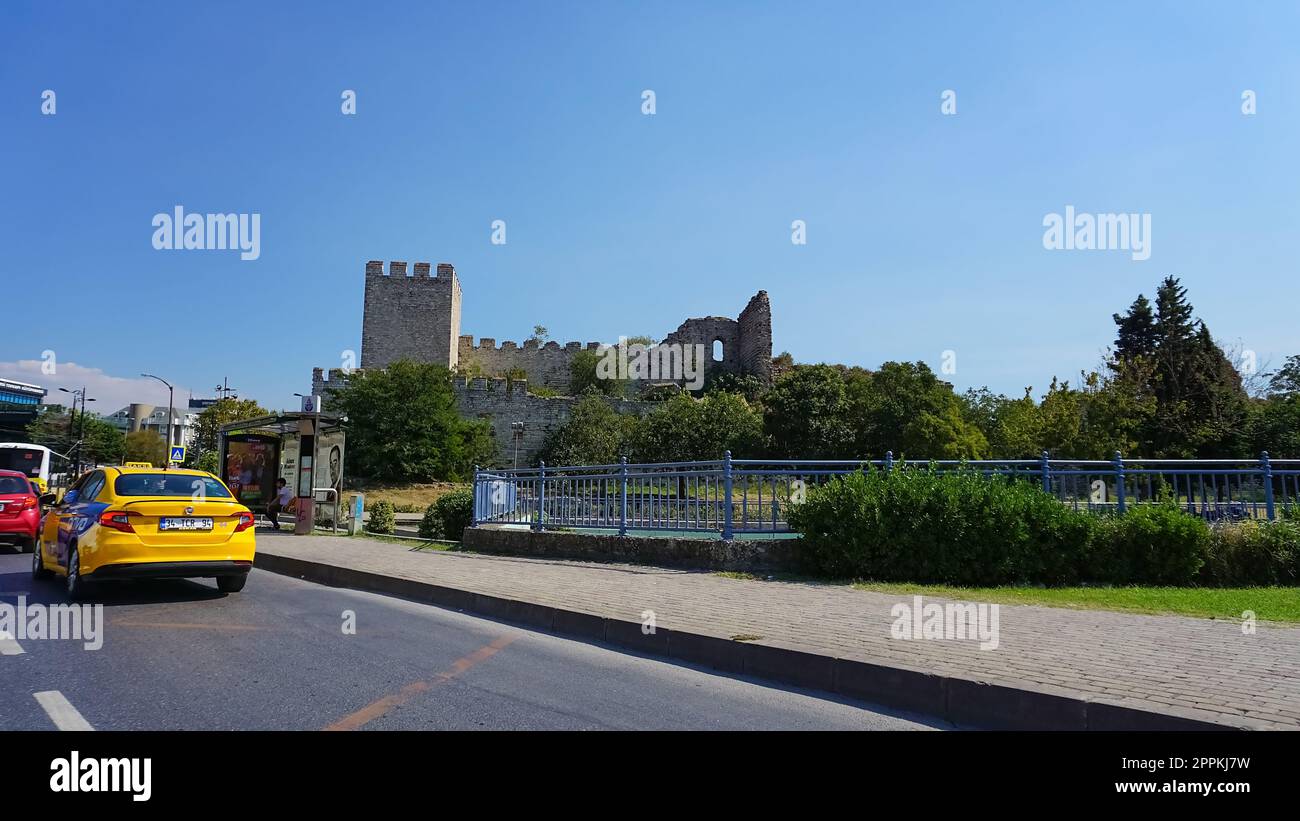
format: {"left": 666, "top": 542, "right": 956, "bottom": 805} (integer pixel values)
{"left": 124, "top": 461, "right": 154, "bottom": 469}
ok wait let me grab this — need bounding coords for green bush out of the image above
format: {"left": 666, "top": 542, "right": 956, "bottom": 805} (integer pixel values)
{"left": 1200, "top": 520, "right": 1300, "bottom": 586}
{"left": 366, "top": 500, "right": 396, "bottom": 535}
{"left": 418, "top": 503, "right": 441, "bottom": 539}
{"left": 790, "top": 470, "right": 1300, "bottom": 586}
{"left": 1093, "top": 504, "right": 1209, "bottom": 585}
{"left": 432, "top": 488, "right": 474, "bottom": 541}
{"left": 417, "top": 489, "right": 474, "bottom": 540}
{"left": 788, "top": 468, "right": 1097, "bottom": 586}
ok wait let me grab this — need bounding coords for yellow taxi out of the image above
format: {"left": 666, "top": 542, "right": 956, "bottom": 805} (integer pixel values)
{"left": 33, "top": 466, "right": 256, "bottom": 600}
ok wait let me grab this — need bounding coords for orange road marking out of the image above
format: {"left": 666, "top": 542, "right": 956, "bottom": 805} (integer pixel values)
{"left": 325, "top": 635, "right": 517, "bottom": 731}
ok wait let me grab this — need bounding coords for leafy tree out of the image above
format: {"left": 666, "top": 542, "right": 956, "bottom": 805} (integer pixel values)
{"left": 569, "top": 348, "right": 626, "bottom": 397}
{"left": 528, "top": 325, "right": 549, "bottom": 344}
{"left": 1266, "top": 355, "right": 1300, "bottom": 397}
{"left": 536, "top": 393, "right": 637, "bottom": 466}
{"left": 333, "top": 359, "right": 496, "bottom": 481}
{"left": 1036, "top": 371, "right": 1155, "bottom": 460}
{"left": 191, "top": 398, "right": 271, "bottom": 463}
{"left": 703, "top": 371, "right": 767, "bottom": 403}
{"left": 26, "top": 409, "right": 125, "bottom": 466}
{"left": 193, "top": 450, "right": 220, "bottom": 475}
{"left": 631, "top": 392, "right": 763, "bottom": 463}
{"left": 1248, "top": 394, "right": 1300, "bottom": 457}
{"left": 962, "top": 387, "right": 1043, "bottom": 459}
{"left": 762, "top": 365, "right": 854, "bottom": 458}
{"left": 847, "top": 361, "right": 988, "bottom": 459}
{"left": 123, "top": 430, "right": 167, "bottom": 465}
{"left": 770, "top": 351, "right": 796, "bottom": 381}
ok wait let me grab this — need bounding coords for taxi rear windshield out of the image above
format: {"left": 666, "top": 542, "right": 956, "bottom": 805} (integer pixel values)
{"left": 115, "top": 474, "right": 232, "bottom": 498}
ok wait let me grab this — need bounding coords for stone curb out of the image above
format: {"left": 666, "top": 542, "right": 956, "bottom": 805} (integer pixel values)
{"left": 254, "top": 550, "right": 1246, "bottom": 731}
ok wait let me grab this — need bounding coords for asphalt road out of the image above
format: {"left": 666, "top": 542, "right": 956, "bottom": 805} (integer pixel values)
{"left": 0, "top": 549, "right": 942, "bottom": 731}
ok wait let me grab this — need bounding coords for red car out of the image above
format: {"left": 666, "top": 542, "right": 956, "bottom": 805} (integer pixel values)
{"left": 0, "top": 468, "right": 42, "bottom": 552}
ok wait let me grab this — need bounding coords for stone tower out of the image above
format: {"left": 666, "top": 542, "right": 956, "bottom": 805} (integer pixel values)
{"left": 360, "top": 260, "right": 462, "bottom": 369}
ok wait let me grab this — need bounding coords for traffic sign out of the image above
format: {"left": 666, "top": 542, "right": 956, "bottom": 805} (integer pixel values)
{"left": 169, "top": 446, "right": 186, "bottom": 463}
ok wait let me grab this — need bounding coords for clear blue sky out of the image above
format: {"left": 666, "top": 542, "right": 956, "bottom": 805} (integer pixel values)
{"left": 2, "top": 1, "right": 1297, "bottom": 413}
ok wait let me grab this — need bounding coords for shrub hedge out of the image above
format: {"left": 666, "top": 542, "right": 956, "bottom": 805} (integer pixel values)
{"left": 418, "top": 488, "right": 474, "bottom": 541}
{"left": 788, "top": 468, "right": 1300, "bottom": 587}
{"left": 365, "top": 500, "right": 396, "bottom": 535}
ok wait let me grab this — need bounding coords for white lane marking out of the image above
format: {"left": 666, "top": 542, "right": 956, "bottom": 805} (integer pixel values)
{"left": 33, "top": 691, "right": 95, "bottom": 731}
{"left": 0, "top": 631, "right": 24, "bottom": 655}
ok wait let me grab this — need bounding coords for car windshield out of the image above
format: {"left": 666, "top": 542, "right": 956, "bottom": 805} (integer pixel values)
{"left": 0, "top": 476, "right": 30, "bottom": 495}
{"left": 114, "top": 474, "right": 233, "bottom": 499}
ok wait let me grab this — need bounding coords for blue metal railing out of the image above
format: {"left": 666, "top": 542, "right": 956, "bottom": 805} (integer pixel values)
{"left": 472, "top": 451, "right": 1300, "bottom": 539}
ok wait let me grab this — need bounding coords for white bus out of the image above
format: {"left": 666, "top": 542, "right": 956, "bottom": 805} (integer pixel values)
{"left": 0, "top": 442, "right": 54, "bottom": 493}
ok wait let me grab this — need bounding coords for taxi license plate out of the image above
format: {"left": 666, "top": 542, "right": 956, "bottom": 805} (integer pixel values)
{"left": 159, "top": 517, "right": 213, "bottom": 532}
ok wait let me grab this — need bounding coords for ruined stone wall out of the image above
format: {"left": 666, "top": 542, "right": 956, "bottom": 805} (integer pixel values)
{"left": 737, "top": 290, "right": 773, "bottom": 383}
{"left": 311, "top": 367, "right": 351, "bottom": 400}
{"left": 662, "top": 316, "right": 741, "bottom": 381}
{"left": 453, "top": 377, "right": 655, "bottom": 467}
{"left": 360, "top": 260, "right": 461, "bottom": 370}
{"left": 311, "top": 368, "right": 655, "bottom": 468}
{"left": 457, "top": 337, "right": 603, "bottom": 392}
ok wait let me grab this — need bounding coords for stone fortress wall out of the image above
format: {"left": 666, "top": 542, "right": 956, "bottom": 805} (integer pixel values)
{"left": 312, "top": 260, "right": 774, "bottom": 467}
{"left": 457, "top": 337, "right": 604, "bottom": 392}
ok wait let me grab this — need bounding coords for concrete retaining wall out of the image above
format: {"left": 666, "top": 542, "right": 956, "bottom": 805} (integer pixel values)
{"left": 461, "top": 526, "right": 800, "bottom": 572}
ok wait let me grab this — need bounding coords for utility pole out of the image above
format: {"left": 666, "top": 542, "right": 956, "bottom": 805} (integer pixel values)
{"left": 58, "top": 387, "right": 94, "bottom": 476}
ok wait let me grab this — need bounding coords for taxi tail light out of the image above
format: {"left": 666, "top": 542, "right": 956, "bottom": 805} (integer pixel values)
{"left": 234, "top": 512, "right": 255, "bottom": 532}
{"left": 99, "top": 510, "right": 136, "bottom": 533}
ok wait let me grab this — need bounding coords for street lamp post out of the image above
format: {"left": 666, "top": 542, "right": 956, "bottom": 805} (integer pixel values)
{"left": 142, "top": 373, "right": 175, "bottom": 468}
{"left": 511, "top": 422, "right": 525, "bottom": 470}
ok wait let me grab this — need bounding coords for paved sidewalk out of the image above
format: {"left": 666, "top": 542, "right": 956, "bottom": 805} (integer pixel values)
{"left": 257, "top": 532, "right": 1300, "bottom": 729}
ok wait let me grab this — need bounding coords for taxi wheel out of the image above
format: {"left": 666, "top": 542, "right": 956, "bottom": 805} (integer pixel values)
{"left": 66, "top": 548, "right": 90, "bottom": 601}
{"left": 32, "top": 542, "right": 51, "bottom": 579}
{"left": 216, "top": 574, "right": 247, "bottom": 594}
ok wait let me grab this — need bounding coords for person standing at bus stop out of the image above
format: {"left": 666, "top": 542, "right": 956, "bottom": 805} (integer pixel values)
{"left": 266, "top": 477, "right": 295, "bottom": 530}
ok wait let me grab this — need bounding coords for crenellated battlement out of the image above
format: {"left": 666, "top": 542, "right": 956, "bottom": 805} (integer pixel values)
{"left": 365, "top": 260, "right": 459, "bottom": 282}
{"left": 454, "top": 375, "right": 531, "bottom": 395}
{"left": 457, "top": 335, "right": 608, "bottom": 353}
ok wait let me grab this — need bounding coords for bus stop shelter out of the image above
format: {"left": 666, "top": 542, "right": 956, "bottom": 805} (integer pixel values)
{"left": 219, "top": 411, "right": 347, "bottom": 534}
